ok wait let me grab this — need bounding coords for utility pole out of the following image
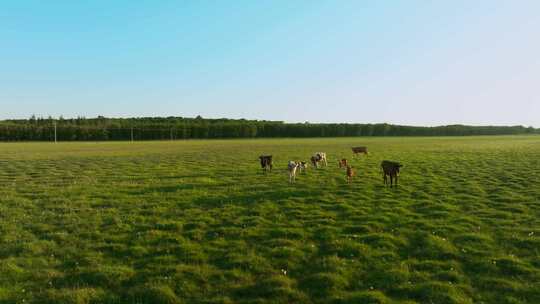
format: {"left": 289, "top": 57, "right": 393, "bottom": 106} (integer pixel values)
{"left": 131, "top": 127, "right": 134, "bottom": 142}
{"left": 170, "top": 128, "right": 173, "bottom": 141}
{"left": 54, "top": 121, "right": 57, "bottom": 143}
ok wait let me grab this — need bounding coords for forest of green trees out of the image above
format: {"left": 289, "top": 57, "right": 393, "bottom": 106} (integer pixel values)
{"left": 0, "top": 116, "right": 537, "bottom": 141}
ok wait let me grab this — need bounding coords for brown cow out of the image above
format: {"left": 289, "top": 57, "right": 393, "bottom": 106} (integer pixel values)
{"left": 352, "top": 146, "right": 368, "bottom": 156}
{"left": 346, "top": 165, "right": 355, "bottom": 183}
{"left": 338, "top": 158, "right": 348, "bottom": 168}
{"left": 259, "top": 155, "right": 273, "bottom": 173}
{"left": 381, "top": 160, "right": 402, "bottom": 187}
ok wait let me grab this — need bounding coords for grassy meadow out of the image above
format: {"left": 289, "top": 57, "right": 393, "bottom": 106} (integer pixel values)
{"left": 0, "top": 136, "right": 539, "bottom": 304}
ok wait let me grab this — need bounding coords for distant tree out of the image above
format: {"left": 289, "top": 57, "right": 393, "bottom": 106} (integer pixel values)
{"left": 0, "top": 116, "right": 537, "bottom": 141}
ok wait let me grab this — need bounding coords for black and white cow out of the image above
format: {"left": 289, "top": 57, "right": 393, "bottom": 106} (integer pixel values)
{"left": 311, "top": 152, "right": 328, "bottom": 168}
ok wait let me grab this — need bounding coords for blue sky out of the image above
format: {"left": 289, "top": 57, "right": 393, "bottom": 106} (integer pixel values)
{"left": 1, "top": 1, "right": 538, "bottom": 126}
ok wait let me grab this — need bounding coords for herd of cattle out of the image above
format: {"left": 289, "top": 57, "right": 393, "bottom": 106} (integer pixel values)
{"left": 258, "top": 146, "right": 403, "bottom": 187}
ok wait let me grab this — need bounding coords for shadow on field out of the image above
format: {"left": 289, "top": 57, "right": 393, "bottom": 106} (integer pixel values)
{"left": 120, "top": 183, "right": 224, "bottom": 195}
{"left": 192, "top": 188, "right": 321, "bottom": 209}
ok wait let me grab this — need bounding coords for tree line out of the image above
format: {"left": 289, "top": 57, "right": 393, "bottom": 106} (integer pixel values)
{"left": 0, "top": 116, "right": 537, "bottom": 141}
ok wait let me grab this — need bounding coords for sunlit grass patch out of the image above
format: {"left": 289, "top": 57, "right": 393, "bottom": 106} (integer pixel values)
{"left": 0, "top": 136, "right": 539, "bottom": 303}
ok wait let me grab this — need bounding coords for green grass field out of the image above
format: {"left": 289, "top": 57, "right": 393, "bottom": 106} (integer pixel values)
{"left": 1, "top": 136, "right": 539, "bottom": 304}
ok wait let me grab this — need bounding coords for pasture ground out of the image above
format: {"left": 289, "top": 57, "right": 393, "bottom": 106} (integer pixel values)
{"left": 0, "top": 136, "right": 539, "bottom": 304}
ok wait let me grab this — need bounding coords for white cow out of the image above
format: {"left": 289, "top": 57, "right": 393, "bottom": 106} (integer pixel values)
{"left": 288, "top": 161, "right": 300, "bottom": 183}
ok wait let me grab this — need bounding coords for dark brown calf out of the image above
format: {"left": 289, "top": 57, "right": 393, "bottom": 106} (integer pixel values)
{"left": 310, "top": 156, "right": 318, "bottom": 168}
{"left": 299, "top": 161, "right": 308, "bottom": 173}
{"left": 352, "top": 146, "right": 368, "bottom": 156}
{"left": 259, "top": 155, "right": 273, "bottom": 173}
{"left": 381, "top": 160, "right": 402, "bottom": 187}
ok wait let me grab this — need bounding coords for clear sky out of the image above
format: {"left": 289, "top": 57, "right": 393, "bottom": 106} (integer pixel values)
{"left": 1, "top": 1, "right": 539, "bottom": 126}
